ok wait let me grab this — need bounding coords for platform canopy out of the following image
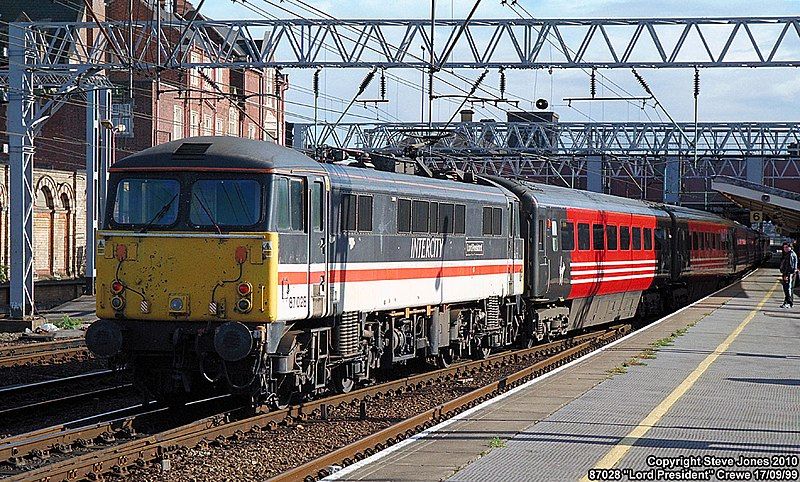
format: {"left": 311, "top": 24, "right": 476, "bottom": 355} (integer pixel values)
{"left": 711, "top": 176, "right": 800, "bottom": 237}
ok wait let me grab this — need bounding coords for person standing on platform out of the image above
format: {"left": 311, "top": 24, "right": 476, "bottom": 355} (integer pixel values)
{"left": 779, "top": 242, "right": 797, "bottom": 308}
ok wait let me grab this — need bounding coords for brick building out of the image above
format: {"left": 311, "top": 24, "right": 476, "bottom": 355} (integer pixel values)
{"left": 0, "top": 0, "right": 287, "bottom": 281}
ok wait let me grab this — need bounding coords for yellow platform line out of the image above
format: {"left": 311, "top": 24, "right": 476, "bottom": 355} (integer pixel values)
{"left": 579, "top": 280, "right": 780, "bottom": 482}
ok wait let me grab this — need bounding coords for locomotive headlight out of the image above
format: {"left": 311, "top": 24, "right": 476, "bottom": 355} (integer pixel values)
{"left": 170, "top": 297, "right": 184, "bottom": 312}
{"left": 168, "top": 294, "right": 189, "bottom": 314}
{"left": 110, "top": 296, "right": 125, "bottom": 311}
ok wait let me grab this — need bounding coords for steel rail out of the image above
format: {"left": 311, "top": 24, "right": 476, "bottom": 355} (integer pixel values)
{"left": 0, "top": 340, "right": 90, "bottom": 368}
{"left": 4, "top": 326, "right": 625, "bottom": 481}
{"left": 271, "top": 327, "right": 625, "bottom": 482}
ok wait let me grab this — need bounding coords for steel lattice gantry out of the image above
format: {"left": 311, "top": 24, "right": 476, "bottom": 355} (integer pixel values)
{"left": 3, "top": 16, "right": 800, "bottom": 318}
{"left": 292, "top": 121, "right": 800, "bottom": 209}
{"left": 10, "top": 17, "right": 800, "bottom": 69}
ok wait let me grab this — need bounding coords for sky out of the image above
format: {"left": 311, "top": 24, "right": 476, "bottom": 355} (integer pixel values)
{"left": 201, "top": 0, "right": 800, "bottom": 125}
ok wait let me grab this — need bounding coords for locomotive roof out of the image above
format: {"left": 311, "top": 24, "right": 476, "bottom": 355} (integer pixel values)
{"left": 113, "top": 137, "right": 320, "bottom": 172}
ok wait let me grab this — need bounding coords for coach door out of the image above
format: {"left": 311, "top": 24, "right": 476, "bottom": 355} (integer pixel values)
{"left": 308, "top": 176, "right": 330, "bottom": 318}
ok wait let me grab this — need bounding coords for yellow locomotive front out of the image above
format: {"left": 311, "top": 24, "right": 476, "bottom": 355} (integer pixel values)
{"left": 86, "top": 147, "right": 288, "bottom": 402}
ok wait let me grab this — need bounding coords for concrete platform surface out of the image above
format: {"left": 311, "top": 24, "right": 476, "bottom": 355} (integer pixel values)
{"left": 331, "top": 269, "right": 800, "bottom": 482}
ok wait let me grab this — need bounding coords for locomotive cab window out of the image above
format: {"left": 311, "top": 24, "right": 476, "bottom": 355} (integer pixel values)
{"left": 113, "top": 178, "right": 180, "bottom": 226}
{"left": 578, "top": 223, "right": 590, "bottom": 250}
{"left": 191, "top": 179, "right": 262, "bottom": 228}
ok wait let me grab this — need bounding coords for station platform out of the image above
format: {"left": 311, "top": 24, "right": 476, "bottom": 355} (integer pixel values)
{"left": 331, "top": 268, "right": 800, "bottom": 482}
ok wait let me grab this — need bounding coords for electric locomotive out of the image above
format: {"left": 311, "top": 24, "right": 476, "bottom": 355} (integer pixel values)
{"left": 86, "top": 137, "right": 763, "bottom": 405}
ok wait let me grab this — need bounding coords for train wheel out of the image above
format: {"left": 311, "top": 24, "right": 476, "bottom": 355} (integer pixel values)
{"left": 435, "top": 348, "right": 453, "bottom": 368}
{"left": 334, "top": 376, "right": 355, "bottom": 394}
{"left": 472, "top": 344, "right": 491, "bottom": 360}
{"left": 269, "top": 375, "right": 294, "bottom": 410}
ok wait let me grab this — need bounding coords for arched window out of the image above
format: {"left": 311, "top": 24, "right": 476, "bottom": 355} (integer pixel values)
{"left": 34, "top": 182, "right": 56, "bottom": 277}
{"left": 61, "top": 193, "right": 72, "bottom": 277}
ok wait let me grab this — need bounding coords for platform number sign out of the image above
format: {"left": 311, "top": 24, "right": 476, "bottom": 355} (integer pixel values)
{"left": 750, "top": 211, "right": 763, "bottom": 223}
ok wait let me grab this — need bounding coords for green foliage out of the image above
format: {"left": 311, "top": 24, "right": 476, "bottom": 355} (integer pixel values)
{"left": 54, "top": 315, "right": 82, "bottom": 330}
{"left": 0, "top": 265, "right": 8, "bottom": 283}
{"left": 488, "top": 437, "right": 506, "bottom": 449}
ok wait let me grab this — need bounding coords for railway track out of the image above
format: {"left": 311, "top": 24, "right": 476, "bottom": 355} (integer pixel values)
{"left": 0, "top": 371, "right": 132, "bottom": 423}
{"left": 1, "top": 325, "right": 628, "bottom": 481}
{"left": 0, "top": 339, "right": 90, "bottom": 369}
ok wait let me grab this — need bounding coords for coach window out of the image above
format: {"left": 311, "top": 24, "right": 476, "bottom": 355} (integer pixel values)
{"left": 429, "top": 202, "right": 439, "bottom": 233}
{"left": 482, "top": 207, "right": 492, "bottom": 235}
{"left": 593, "top": 224, "right": 604, "bottom": 250}
{"left": 654, "top": 228, "right": 665, "bottom": 251}
{"left": 341, "top": 193, "right": 357, "bottom": 231}
{"left": 578, "top": 223, "right": 590, "bottom": 250}
{"left": 397, "top": 198, "right": 411, "bottom": 233}
{"left": 620, "top": 226, "right": 630, "bottom": 250}
{"left": 412, "top": 200, "right": 429, "bottom": 233}
{"left": 561, "top": 221, "right": 575, "bottom": 251}
{"left": 439, "top": 203, "right": 455, "bottom": 234}
{"left": 644, "top": 227, "right": 653, "bottom": 250}
{"left": 692, "top": 232, "right": 698, "bottom": 250}
{"left": 454, "top": 204, "right": 466, "bottom": 235}
{"left": 606, "top": 225, "right": 618, "bottom": 250}
{"left": 632, "top": 227, "right": 642, "bottom": 250}
{"left": 357, "top": 195, "right": 373, "bottom": 232}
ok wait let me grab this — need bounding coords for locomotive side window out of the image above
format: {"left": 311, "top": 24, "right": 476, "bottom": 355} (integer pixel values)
{"left": 561, "top": 221, "right": 575, "bottom": 251}
{"left": 454, "top": 204, "right": 466, "bottom": 235}
{"left": 289, "top": 179, "right": 305, "bottom": 231}
{"left": 341, "top": 193, "right": 357, "bottom": 231}
{"left": 606, "top": 225, "right": 618, "bottom": 250}
{"left": 578, "top": 223, "right": 590, "bottom": 250}
{"left": 593, "top": 224, "right": 604, "bottom": 250}
{"left": 439, "top": 203, "right": 455, "bottom": 234}
{"left": 357, "top": 195, "right": 373, "bottom": 232}
{"left": 692, "top": 232, "right": 698, "bottom": 250}
{"left": 644, "top": 227, "right": 653, "bottom": 250}
{"left": 429, "top": 203, "right": 439, "bottom": 233}
{"left": 412, "top": 200, "right": 429, "bottom": 233}
{"left": 632, "top": 227, "right": 642, "bottom": 250}
{"left": 272, "top": 177, "right": 291, "bottom": 230}
{"left": 620, "top": 226, "right": 630, "bottom": 250}
{"left": 397, "top": 198, "right": 411, "bottom": 233}
{"left": 483, "top": 207, "right": 492, "bottom": 235}
{"left": 482, "top": 206, "right": 503, "bottom": 236}
{"left": 311, "top": 181, "right": 324, "bottom": 231}
{"left": 493, "top": 208, "right": 503, "bottom": 235}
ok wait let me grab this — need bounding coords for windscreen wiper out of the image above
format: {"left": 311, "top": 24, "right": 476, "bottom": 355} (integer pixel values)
{"left": 192, "top": 192, "right": 222, "bottom": 235}
{"left": 139, "top": 193, "right": 178, "bottom": 233}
